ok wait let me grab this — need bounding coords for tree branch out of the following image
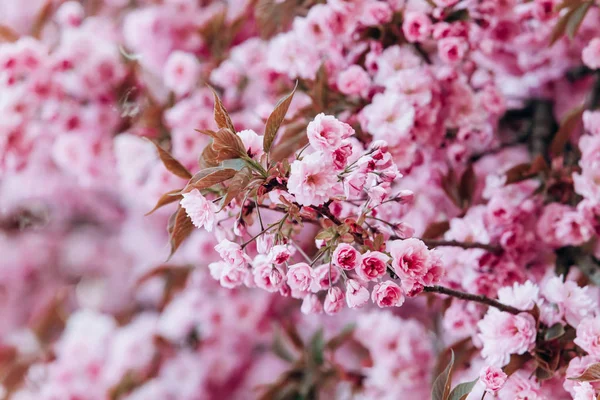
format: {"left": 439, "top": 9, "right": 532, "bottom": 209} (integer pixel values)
{"left": 423, "top": 285, "right": 522, "bottom": 315}
{"left": 421, "top": 239, "right": 502, "bottom": 254}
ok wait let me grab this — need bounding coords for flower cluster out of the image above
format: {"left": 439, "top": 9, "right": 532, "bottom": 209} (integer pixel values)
{"left": 3, "top": 0, "right": 600, "bottom": 399}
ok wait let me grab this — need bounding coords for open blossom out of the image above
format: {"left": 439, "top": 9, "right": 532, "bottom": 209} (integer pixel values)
{"left": 574, "top": 317, "right": 600, "bottom": 358}
{"left": 480, "top": 365, "right": 508, "bottom": 393}
{"left": 356, "top": 251, "right": 389, "bottom": 281}
{"left": 332, "top": 243, "right": 362, "bottom": 270}
{"left": 345, "top": 279, "right": 369, "bottom": 309}
{"left": 286, "top": 263, "right": 313, "bottom": 292}
{"left": 573, "top": 382, "right": 596, "bottom": 400}
{"left": 253, "top": 264, "right": 285, "bottom": 292}
{"left": 287, "top": 151, "right": 339, "bottom": 206}
{"left": 541, "top": 276, "right": 597, "bottom": 327}
{"left": 336, "top": 65, "right": 370, "bottom": 97}
{"left": 324, "top": 287, "right": 345, "bottom": 315}
{"left": 163, "top": 51, "right": 200, "bottom": 96}
{"left": 497, "top": 281, "right": 539, "bottom": 310}
{"left": 478, "top": 310, "right": 537, "bottom": 367}
{"left": 311, "top": 264, "right": 341, "bottom": 291}
{"left": 301, "top": 294, "right": 323, "bottom": 315}
{"left": 215, "top": 240, "right": 251, "bottom": 268}
{"left": 306, "top": 113, "right": 354, "bottom": 153}
{"left": 582, "top": 38, "right": 600, "bottom": 70}
{"left": 180, "top": 189, "right": 217, "bottom": 231}
{"left": 438, "top": 37, "right": 468, "bottom": 64}
{"left": 387, "top": 238, "right": 432, "bottom": 286}
{"left": 402, "top": 12, "right": 431, "bottom": 43}
{"left": 372, "top": 281, "right": 405, "bottom": 307}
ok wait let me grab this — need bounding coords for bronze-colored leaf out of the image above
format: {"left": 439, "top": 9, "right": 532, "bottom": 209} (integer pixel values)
{"left": 199, "top": 145, "right": 221, "bottom": 169}
{"left": 168, "top": 206, "right": 194, "bottom": 259}
{"left": 211, "top": 128, "right": 247, "bottom": 162}
{"left": 565, "top": 1, "right": 593, "bottom": 39}
{"left": 255, "top": 0, "right": 297, "bottom": 39}
{"left": 209, "top": 86, "right": 235, "bottom": 132}
{"left": 31, "top": 0, "right": 53, "bottom": 39}
{"left": 432, "top": 350, "right": 454, "bottom": 400}
{"left": 270, "top": 122, "right": 309, "bottom": 161}
{"left": 570, "top": 362, "right": 600, "bottom": 382}
{"left": 147, "top": 139, "right": 192, "bottom": 179}
{"left": 503, "top": 353, "right": 532, "bottom": 376}
{"left": 549, "top": 104, "right": 585, "bottom": 157}
{"left": 183, "top": 168, "right": 237, "bottom": 193}
{"left": 264, "top": 82, "right": 298, "bottom": 153}
{"left": 312, "top": 63, "right": 329, "bottom": 113}
{"left": 458, "top": 164, "right": 476, "bottom": 208}
{"left": 422, "top": 220, "right": 451, "bottom": 239}
{"left": 146, "top": 189, "right": 184, "bottom": 215}
{"left": 504, "top": 162, "right": 536, "bottom": 185}
{"left": 220, "top": 167, "right": 253, "bottom": 210}
{"left": 0, "top": 25, "right": 19, "bottom": 42}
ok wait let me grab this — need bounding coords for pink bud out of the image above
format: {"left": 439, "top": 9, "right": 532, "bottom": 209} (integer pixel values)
{"left": 345, "top": 279, "right": 369, "bottom": 309}
{"left": 324, "top": 287, "right": 345, "bottom": 315}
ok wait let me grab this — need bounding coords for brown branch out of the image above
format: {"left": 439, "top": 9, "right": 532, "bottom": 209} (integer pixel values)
{"left": 423, "top": 285, "right": 522, "bottom": 315}
{"left": 313, "top": 203, "right": 365, "bottom": 245}
{"left": 421, "top": 239, "right": 502, "bottom": 254}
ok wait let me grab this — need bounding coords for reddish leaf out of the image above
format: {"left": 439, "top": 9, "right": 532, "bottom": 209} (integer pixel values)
{"left": 211, "top": 128, "right": 247, "bottom": 162}
{"left": 255, "top": 0, "right": 297, "bottom": 39}
{"left": 31, "top": 0, "right": 53, "bottom": 39}
{"left": 312, "top": 63, "right": 329, "bottom": 113}
{"left": 168, "top": 206, "right": 194, "bottom": 259}
{"left": 147, "top": 139, "right": 192, "bottom": 179}
{"left": 565, "top": 1, "right": 593, "bottom": 39}
{"left": 422, "top": 220, "right": 451, "bottom": 239}
{"left": 183, "top": 168, "right": 237, "bottom": 193}
{"left": 220, "top": 167, "right": 253, "bottom": 210}
{"left": 198, "top": 144, "right": 221, "bottom": 169}
{"left": 569, "top": 362, "right": 600, "bottom": 382}
{"left": 209, "top": 87, "right": 235, "bottom": 132}
{"left": 504, "top": 162, "right": 536, "bottom": 185}
{"left": 550, "top": 104, "right": 585, "bottom": 157}
{"left": 146, "top": 189, "right": 183, "bottom": 216}
{"left": 271, "top": 122, "right": 310, "bottom": 161}
{"left": 263, "top": 82, "right": 298, "bottom": 153}
{"left": 0, "top": 25, "right": 19, "bottom": 42}
{"left": 458, "top": 164, "right": 476, "bottom": 208}
{"left": 549, "top": 1, "right": 593, "bottom": 44}
{"left": 432, "top": 350, "right": 454, "bottom": 400}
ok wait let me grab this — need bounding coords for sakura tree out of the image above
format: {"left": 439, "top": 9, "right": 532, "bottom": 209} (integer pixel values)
{"left": 2, "top": 0, "right": 600, "bottom": 399}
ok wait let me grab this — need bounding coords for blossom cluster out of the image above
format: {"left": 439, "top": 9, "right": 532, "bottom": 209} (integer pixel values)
{"left": 3, "top": 0, "right": 600, "bottom": 399}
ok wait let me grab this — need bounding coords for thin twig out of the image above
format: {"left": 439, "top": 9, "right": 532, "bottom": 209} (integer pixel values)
{"left": 423, "top": 285, "right": 522, "bottom": 315}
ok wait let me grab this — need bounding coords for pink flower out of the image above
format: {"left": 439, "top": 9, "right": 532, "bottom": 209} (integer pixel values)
{"left": 253, "top": 264, "right": 285, "bottom": 292}
{"left": 345, "top": 279, "right": 369, "bottom": 309}
{"left": 480, "top": 365, "right": 508, "bottom": 393}
{"left": 387, "top": 238, "right": 431, "bottom": 284}
{"left": 497, "top": 281, "right": 539, "bottom": 310}
{"left": 332, "top": 244, "right": 362, "bottom": 271}
{"left": 356, "top": 251, "right": 389, "bottom": 281}
{"left": 536, "top": 203, "right": 593, "bottom": 248}
{"left": 56, "top": 1, "right": 84, "bottom": 27}
{"left": 336, "top": 66, "right": 370, "bottom": 97}
{"left": 402, "top": 12, "right": 431, "bottom": 43}
{"left": 372, "top": 281, "right": 405, "bottom": 307}
{"left": 583, "top": 110, "right": 600, "bottom": 136}
{"left": 219, "top": 265, "right": 247, "bottom": 289}
{"left": 573, "top": 382, "right": 596, "bottom": 400}
{"left": 359, "top": 91, "right": 415, "bottom": 147}
{"left": 575, "top": 317, "right": 600, "bottom": 358}
{"left": 438, "top": 37, "right": 468, "bottom": 64}
{"left": 180, "top": 189, "right": 218, "bottom": 232}
{"left": 311, "top": 264, "right": 341, "bottom": 291}
{"left": 359, "top": 1, "right": 393, "bottom": 26}
{"left": 582, "top": 38, "right": 600, "bottom": 70}
{"left": 324, "top": 287, "right": 345, "bottom": 315}
{"left": 214, "top": 240, "right": 251, "bottom": 268}
{"left": 306, "top": 113, "right": 354, "bottom": 153}
{"left": 237, "top": 129, "right": 264, "bottom": 159}
{"left": 301, "top": 294, "right": 323, "bottom": 315}
{"left": 268, "top": 245, "right": 292, "bottom": 265}
{"left": 478, "top": 310, "right": 537, "bottom": 366}
{"left": 163, "top": 51, "right": 200, "bottom": 96}
{"left": 287, "top": 152, "right": 340, "bottom": 206}
{"left": 286, "top": 263, "right": 313, "bottom": 292}
{"left": 541, "top": 276, "right": 597, "bottom": 327}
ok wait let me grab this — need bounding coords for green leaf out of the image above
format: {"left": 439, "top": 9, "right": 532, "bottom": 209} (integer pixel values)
{"left": 569, "top": 362, "right": 600, "bottom": 382}
{"left": 272, "top": 329, "right": 296, "bottom": 363}
{"left": 309, "top": 329, "right": 325, "bottom": 366}
{"left": 565, "top": 1, "right": 593, "bottom": 39}
{"left": 263, "top": 82, "right": 298, "bottom": 153}
{"left": 432, "top": 350, "right": 454, "bottom": 400}
{"left": 147, "top": 139, "right": 192, "bottom": 179}
{"left": 448, "top": 378, "right": 478, "bottom": 400}
{"left": 544, "top": 323, "right": 566, "bottom": 341}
